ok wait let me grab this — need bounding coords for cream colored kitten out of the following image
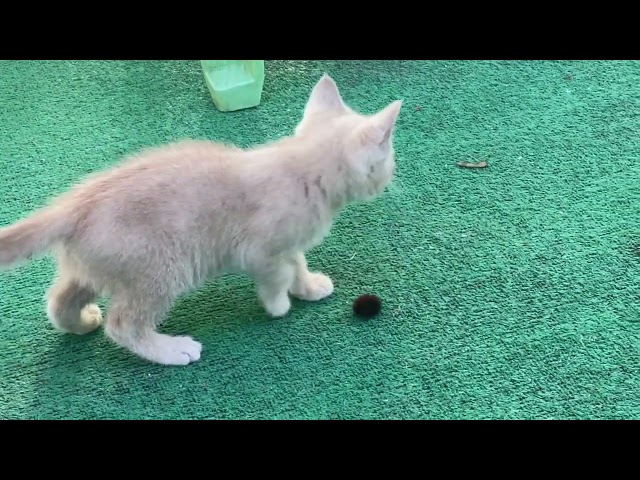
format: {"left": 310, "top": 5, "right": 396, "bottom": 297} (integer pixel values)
{"left": 0, "top": 74, "right": 402, "bottom": 366}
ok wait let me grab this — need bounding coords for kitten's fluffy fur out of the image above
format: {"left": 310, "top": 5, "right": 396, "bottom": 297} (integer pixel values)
{"left": 0, "top": 75, "right": 402, "bottom": 366}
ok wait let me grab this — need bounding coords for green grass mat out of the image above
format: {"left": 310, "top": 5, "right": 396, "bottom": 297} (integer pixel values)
{"left": 0, "top": 60, "right": 638, "bottom": 419}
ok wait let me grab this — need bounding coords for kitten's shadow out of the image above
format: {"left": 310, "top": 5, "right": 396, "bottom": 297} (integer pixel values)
{"left": 40, "top": 273, "right": 342, "bottom": 382}
{"left": 164, "top": 275, "right": 274, "bottom": 334}
{"left": 34, "top": 328, "right": 112, "bottom": 415}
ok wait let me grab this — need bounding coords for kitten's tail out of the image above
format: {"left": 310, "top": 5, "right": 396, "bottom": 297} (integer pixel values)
{"left": 0, "top": 206, "right": 72, "bottom": 268}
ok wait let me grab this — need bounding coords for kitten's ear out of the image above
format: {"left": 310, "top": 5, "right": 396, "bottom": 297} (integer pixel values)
{"left": 360, "top": 100, "right": 403, "bottom": 145}
{"left": 304, "top": 74, "right": 346, "bottom": 115}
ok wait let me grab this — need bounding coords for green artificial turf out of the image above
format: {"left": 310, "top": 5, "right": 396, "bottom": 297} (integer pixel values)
{"left": 0, "top": 60, "right": 638, "bottom": 419}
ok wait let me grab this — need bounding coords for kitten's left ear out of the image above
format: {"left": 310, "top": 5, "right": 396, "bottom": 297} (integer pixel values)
{"left": 361, "top": 100, "right": 403, "bottom": 145}
{"left": 304, "top": 74, "right": 347, "bottom": 115}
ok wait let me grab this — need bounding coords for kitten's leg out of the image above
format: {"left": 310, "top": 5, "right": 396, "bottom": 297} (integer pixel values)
{"left": 289, "top": 252, "right": 334, "bottom": 302}
{"left": 252, "top": 258, "right": 296, "bottom": 317}
{"left": 104, "top": 295, "right": 202, "bottom": 366}
{"left": 47, "top": 276, "right": 102, "bottom": 335}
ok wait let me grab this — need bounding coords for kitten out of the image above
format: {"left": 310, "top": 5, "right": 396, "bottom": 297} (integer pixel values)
{"left": 0, "top": 74, "right": 402, "bottom": 366}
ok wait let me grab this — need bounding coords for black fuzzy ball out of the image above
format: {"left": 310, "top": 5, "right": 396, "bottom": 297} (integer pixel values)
{"left": 352, "top": 294, "right": 382, "bottom": 318}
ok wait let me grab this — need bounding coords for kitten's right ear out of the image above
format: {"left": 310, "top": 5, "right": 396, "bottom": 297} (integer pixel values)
{"left": 304, "top": 74, "right": 347, "bottom": 115}
{"left": 358, "top": 100, "right": 403, "bottom": 146}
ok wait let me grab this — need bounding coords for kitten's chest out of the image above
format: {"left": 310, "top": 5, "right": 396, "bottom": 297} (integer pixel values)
{"left": 298, "top": 217, "right": 333, "bottom": 251}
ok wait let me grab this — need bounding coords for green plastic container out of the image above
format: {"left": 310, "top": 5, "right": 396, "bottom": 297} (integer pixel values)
{"left": 201, "top": 60, "right": 265, "bottom": 112}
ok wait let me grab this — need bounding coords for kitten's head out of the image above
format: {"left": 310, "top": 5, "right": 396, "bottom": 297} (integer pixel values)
{"left": 295, "top": 74, "right": 402, "bottom": 202}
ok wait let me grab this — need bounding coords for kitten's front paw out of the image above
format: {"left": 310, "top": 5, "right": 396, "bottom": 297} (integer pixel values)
{"left": 263, "top": 294, "right": 291, "bottom": 317}
{"left": 290, "top": 273, "right": 334, "bottom": 301}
